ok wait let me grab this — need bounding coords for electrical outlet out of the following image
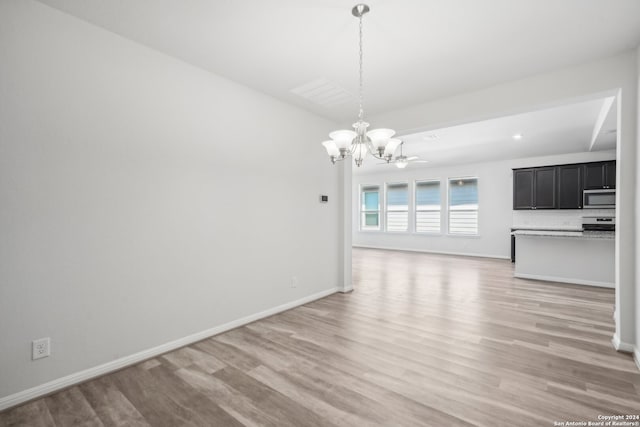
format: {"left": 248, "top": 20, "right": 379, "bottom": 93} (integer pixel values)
{"left": 32, "top": 337, "right": 50, "bottom": 360}
{"left": 291, "top": 276, "right": 298, "bottom": 288}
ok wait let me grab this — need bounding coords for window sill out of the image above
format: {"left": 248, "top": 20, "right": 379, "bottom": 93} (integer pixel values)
{"left": 446, "top": 233, "right": 481, "bottom": 238}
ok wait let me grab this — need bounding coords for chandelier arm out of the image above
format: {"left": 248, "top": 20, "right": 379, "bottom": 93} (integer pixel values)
{"left": 365, "top": 140, "right": 384, "bottom": 159}
{"left": 369, "top": 152, "right": 387, "bottom": 160}
{"left": 370, "top": 150, "right": 392, "bottom": 161}
{"left": 349, "top": 141, "right": 358, "bottom": 155}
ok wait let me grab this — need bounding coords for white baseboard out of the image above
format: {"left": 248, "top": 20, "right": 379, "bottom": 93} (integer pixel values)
{"left": 0, "top": 287, "right": 339, "bottom": 412}
{"left": 634, "top": 347, "right": 640, "bottom": 372}
{"left": 514, "top": 272, "right": 614, "bottom": 289}
{"left": 611, "top": 334, "right": 635, "bottom": 353}
{"left": 352, "top": 245, "right": 510, "bottom": 260}
{"left": 339, "top": 284, "right": 354, "bottom": 293}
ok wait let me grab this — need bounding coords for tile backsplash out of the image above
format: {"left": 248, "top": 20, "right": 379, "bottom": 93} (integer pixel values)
{"left": 512, "top": 209, "right": 615, "bottom": 230}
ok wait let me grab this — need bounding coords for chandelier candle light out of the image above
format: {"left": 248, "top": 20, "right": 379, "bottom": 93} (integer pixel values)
{"left": 321, "top": 4, "right": 405, "bottom": 167}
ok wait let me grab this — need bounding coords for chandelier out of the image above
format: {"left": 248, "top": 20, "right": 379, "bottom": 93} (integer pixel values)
{"left": 321, "top": 4, "right": 404, "bottom": 167}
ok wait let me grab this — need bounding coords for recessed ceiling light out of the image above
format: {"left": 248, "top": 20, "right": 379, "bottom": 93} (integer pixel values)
{"left": 512, "top": 133, "right": 523, "bottom": 140}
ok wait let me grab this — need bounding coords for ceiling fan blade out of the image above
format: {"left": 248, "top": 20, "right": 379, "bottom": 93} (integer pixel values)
{"left": 406, "top": 156, "right": 419, "bottom": 161}
{"left": 411, "top": 160, "right": 429, "bottom": 163}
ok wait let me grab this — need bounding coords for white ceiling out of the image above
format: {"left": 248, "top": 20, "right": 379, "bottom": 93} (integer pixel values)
{"left": 355, "top": 97, "right": 616, "bottom": 173}
{"left": 36, "top": 0, "right": 640, "bottom": 122}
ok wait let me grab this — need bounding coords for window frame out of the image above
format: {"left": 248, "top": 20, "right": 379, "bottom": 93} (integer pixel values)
{"left": 360, "top": 184, "right": 381, "bottom": 231}
{"left": 385, "top": 181, "right": 409, "bottom": 233}
{"left": 414, "top": 179, "right": 442, "bottom": 234}
{"left": 447, "top": 176, "right": 479, "bottom": 236}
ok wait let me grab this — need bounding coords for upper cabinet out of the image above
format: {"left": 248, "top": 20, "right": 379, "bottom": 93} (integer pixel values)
{"left": 512, "top": 167, "right": 556, "bottom": 210}
{"left": 584, "top": 161, "right": 616, "bottom": 189}
{"left": 513, "top": 169, "right": 534, "bottom": 209}
{"left": 534, "top": 167, "right": 556, "bottom": 209}
{"left": 513, "top": 160, "right": 614, "bottom": 210}
{"left": 557, "top": 164, "right": 583, "bottom": 209}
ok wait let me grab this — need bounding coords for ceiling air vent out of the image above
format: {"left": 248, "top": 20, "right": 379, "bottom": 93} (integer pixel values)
{"left": 290, "top": 78, "right": 354, "bottom": 108}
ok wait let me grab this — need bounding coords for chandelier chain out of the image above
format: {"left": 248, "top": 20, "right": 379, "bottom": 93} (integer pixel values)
{"left": 358, "top": 13, "right": 364, "bottom": 123}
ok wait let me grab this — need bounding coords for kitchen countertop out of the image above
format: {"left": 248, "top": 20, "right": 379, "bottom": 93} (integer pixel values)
{"left": 511, "top": 226, "right": 582, "bottom": 232}
{"left": 512, "top": 229, "right": 615, "bottom": 239}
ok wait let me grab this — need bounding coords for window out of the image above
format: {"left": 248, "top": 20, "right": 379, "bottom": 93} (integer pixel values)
{"left": 386, "top": 183, "right": 408, "bottom": 232}
{"left": 415, "top": 180, "right": 441, "bottom": 233}
{"left": 361, "top": 185, "right": 380, "bottom": 230}
{"left": 448, "top": 177, "right": 478, "bottom": 235}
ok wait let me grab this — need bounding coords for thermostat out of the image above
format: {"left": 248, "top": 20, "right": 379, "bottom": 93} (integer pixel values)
{"left": 320, "top": 195, "right": 329, "bottom": 203}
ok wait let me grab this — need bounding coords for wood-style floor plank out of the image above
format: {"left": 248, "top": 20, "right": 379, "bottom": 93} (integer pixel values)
{"left": 78, "top": 377, "right": 149, "bottom": 427}
{"left": 1, "top": 248, "right": 639, "bottom": 426}
{"left": 0, "top": 400, "right": 56, "bottom": 427}
{"left": 145, "top": 363, "right": 244, "bottom": 427}
{"left": 44, "top": 387, "right": 103, "bottom": 427}
{"left": 109, "top": 366, "right": 198, "bottom": 427}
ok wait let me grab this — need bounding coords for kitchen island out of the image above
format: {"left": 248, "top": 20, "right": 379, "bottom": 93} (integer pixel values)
{"left": 513, "top": 230, "right": 614, "bottom": 288}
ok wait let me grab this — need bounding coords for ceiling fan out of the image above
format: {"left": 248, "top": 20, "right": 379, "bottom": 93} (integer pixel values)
{"left": 378, "top": 142, "right": 428, "bottom": 168}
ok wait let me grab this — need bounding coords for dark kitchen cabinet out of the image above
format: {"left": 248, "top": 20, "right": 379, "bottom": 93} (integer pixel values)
{"left": 605, "top": 161, "right": 616, "bottom": 188}
{"left": 557, "top": 164, "right": 583, "bottom": 209}
{"left": 513, "top": 169, "right": 534, "bottom": 209}
{"left": 584, "top": 161, "right": 616, "bottom": 189}
{"left": 513, "top": 160, "right": 615, "bottom": 211}
{"left": 534, "top": 167, "right": 556, "bottom": 209}
{"left": 513, "top": 167, "right": 556, "bottom": 209}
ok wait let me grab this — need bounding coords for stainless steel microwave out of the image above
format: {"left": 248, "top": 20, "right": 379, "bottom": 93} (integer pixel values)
{"left": 583, "top": 189, "right": 616, "bottom": 209}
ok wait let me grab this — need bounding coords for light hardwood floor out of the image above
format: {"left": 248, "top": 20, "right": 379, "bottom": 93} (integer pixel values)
{"left": 2, "top": 248, "right": 639, "bottom": 426}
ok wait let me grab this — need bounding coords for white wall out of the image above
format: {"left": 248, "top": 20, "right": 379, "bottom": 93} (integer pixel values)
{"left": 0, "top": 0, "right": 342, "bottom": 403}
{"left": 365, "top": 51, "right": 637, "bottom": 349}
{"left": 353, "top": 151, "right": 616, "bottom": 258}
